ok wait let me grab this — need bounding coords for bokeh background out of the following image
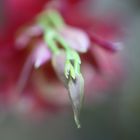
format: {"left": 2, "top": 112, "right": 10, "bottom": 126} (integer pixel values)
{"left": 0, "top": 0, "right": 140, "bottom": 140}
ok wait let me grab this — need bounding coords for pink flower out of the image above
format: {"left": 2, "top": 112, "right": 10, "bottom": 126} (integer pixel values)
{"left": 0, "top": 0, "right": 124, "bottom": 126}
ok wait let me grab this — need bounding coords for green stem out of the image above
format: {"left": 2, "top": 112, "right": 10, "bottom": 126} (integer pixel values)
{"left": 37, "top": 9, "right": 82, "bottom": 78}
{"left": 47, "top": 9, "right": 65, "bottom": 28}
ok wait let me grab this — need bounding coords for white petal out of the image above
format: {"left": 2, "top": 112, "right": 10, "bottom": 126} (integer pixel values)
{"left": 68, "top": 74, "right": 84, "bottom": 128}
{"left": 15, "top": 25, "right": 43, "bottom": 49}
{"left": 59, "top": 26, "right": 90, "bottom": 53}
{"left": 33, "top": 42, "right": 51, "bottom": 68}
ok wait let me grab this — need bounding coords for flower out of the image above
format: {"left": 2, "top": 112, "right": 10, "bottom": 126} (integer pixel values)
{"left": 0, "top": 0, "right": 124, "bottom": 127}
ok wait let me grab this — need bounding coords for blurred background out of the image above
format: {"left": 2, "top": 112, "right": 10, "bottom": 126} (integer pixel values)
{"left": 0, "top": 0, "right": 140, "bottom": 140}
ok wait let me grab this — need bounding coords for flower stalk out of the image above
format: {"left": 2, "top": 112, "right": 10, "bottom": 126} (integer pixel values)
{"left": 37, "top": 9, "right": 85, "bottom": 128}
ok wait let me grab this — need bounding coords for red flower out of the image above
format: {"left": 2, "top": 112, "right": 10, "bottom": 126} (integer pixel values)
{"left": 0, "top": 0, "right": 124, "bottom": 125}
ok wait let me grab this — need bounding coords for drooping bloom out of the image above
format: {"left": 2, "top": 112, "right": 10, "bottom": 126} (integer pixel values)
{"left": 0, "top": 0, "right": 124, "bottom": 127}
